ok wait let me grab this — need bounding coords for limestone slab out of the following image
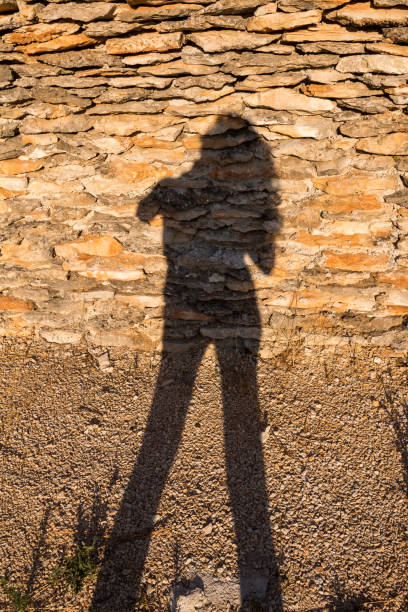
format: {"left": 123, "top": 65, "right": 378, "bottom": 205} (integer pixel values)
{"left": 306, "top": 68, "right": 354, "bottom": 83}
{"left": 374, "top": 0, "right": 408, "bottom": 5}
{"left": 20, "top": 115, "right": 93, "bottom": 134}
{"left": 109, "top": 76, "right": 172, "bottom": 89}
{"left": 356, "top": 133, "right": 408, "bottom": 155}
{"left": 0, "top": 65, "right": 12, "bottom": 87}
{"left": 221, "top": 52, "right": 338, "bottom": 76}
{"left": 122, "top": 51, "right": 180, "bottom": 65}
{"left": 0, "top": 159, "right": 43, "bottom": 175}
{"left": 301, "top": 81, "right": 381, "bottom": 98}
{"left": 166, "top": 93, "right": 244, "bottom": 116}
{"left": 337, "top": 53, "right": 408, "bottom": 74}
{"left": 94, "top": 114, "right": 182, "bottom": 136}
{"left": 61, "top": 253, "right": 147, "bottom": 281}
{"left": 201, "top": 0, "right": 270, "bottom": 15}
{"left": 256, "top": 43, "right": 293, "bottom": 53}
{"left": 237, "top": 72, "right": 306, "bottom": 90}
{"left": 157, "top": 14, "right": 248, "bottom": 32}
{"left": 185, "top": 115, "right": 247, "bottom": 135}
{"left": 15, "top": 33, "right": 95, "bottom": 55}
{"left": 323, "top": 252, "right": 389, "bottom": 272}
{"left": 85, "top": 21, "right": 143, "bottom": 38}
{"left": 39, "top": 2, "right": 116, "bottom": 23}
{"left": 248, "top": 9, "right": 321, "bottom": 32}
{"left": 338, "top": 97, "right": 394, "bottom": 114}
{"left": 106, "top": 32, "right": 184, "bottom": 54}
{"left": 176, "top": 73, "right": 236, "bottom": 88}
{"left": 125, "top": 3, "right": 202, "bottom": 20}
{"left": 282, "top": 23, "right": 381, "bottom": 42}
{"left": 269, "top": 116, "right": 336, "bottom": 139}
{"left": 327, "top": 2, "right": 408, "bottom": 27}
{"left": 366, "top": 42, "right": 408, "bottom": 58}
{"left": 87, "top": 101, "right": 166, "bottom": 114}
{"left": 0, "top": 296, "right": 34, "bottom": 312}
{"left": 297, "top": 42, "right": 365, "bottom": 54}
{"left": 384, "top": 27, "right": 408, "bottom": 43}
{"left": 278, "top": 0, "right": 352, "bottom": 10}
{"left": 340, "top": 112, "right": 408, "bottom": 137}
{"left": 55, "top": 235, "right": 123, "bottom": 259}
{"left": 155, "top": 84, "right": 236, "bottom": 102}
{"left": 36, "top": 49, "right": 121, "bottom": 68}
{"left": 3, "top": 22, "right": 79, "bottom": 44}
{"left": 32, "top": 87, "right": 91, "bottom": 109}
{"left": 187, "top": 30, "right": 277, "bottom": 52}
{"left": 245, "top": 87, "right": 336, "bottom": 113}
{"left": 271, "top": 138, "right": 348, "bottom": 161}
{"left": 0, "top": 0, "right": 17, "bottom": 12}
{"left": 313, "top": 172, "right": 398, "bottom": 195}
{"left": 138, "top": 60, "right": 219, "bottom": 76}
{"left": 126, "top": 0, "right": 212, "bottom": 5}
{"left": 182, "top": 45, "right": 238, "bottom": 65}
{"left": 0, "top": 119, "right": 18, "bottom": 139}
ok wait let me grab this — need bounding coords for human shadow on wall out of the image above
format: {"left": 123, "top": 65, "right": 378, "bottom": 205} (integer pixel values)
{"left": 91, "top": 117, "right": 283, "bottom": 611}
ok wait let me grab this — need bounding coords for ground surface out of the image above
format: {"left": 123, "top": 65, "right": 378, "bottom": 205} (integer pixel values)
{"left": 1, "top": 339, "right": 408, "bottom": 611}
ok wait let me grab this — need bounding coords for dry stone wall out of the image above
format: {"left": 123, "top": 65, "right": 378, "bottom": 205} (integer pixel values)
{"left": 0, "top": 0, "right": 408, "bottom": 355}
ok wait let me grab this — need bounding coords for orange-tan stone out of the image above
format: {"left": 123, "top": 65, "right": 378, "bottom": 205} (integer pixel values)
{"left": 366, "top": 42, "right": 408, "bottom": 57}
{"left": 301, "top": 81, "right": 381, "bottom": 98}
{"left": 94, "top": 114, "right": 182, "bottom": 137}
{"left": 115, "top": 294, "right": 164, "bottom": 309}
{"left": 356, "top": 132, "right": 408, "bottom": 155}
{"left": 16, "top": 33, "right": 95, "bottom": 54}
{"left": 4, "top": 22, "right": 79, "bottom": 45}
{"left": 247, "top": 9, "right": 321, "bottom": 32}
{"left": 327, "top": 2, "right": 408, "bottom": 27}
{"left": 0, "top": 159, "right": 43, "bottom": 176}
{"left": 104, "top": 160, "right": 175, "bottom": 183}
{"left": 62, "top": 252, "right": 166, "bottom": 281}
{"left": 0, "top": 240, "right": 52, "bottom": 269}
{"left": 245, "top": 87, "right": 336, "bottom": 113}
{"left": 0, "top": 296, "right": 34, "bottom": 312}
{"left": 106, "top": 32, "right": 184, "bottom": 55}
{"left": 307, "top": 194, "right": 387, "bottom": 214}
{"left": 0, "top": 187, "right": 26, "bottom": 200}
{"left": 323, "top": 251, "right": 389, "bottom": 271}
{"left": 281, "top": 23, "right": 381, "bottom": 42}
{"left": 55, "top": 235, "right": 124, "bottom": 259}
{"left": 378, "top": 271, "right": 408, "bottom": 289}
{"left": 293, "top": 230, "right": 375, "bottom": 249}
{"left": 313, "top": 173, "right": 398, "bottom": 195}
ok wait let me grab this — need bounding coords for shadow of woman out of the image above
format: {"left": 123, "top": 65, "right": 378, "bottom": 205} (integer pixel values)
{"left": 91, "top": 117, "right": 283, "bottom": 611}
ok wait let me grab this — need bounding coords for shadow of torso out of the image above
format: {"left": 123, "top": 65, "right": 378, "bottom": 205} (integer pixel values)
{"left": 138, "top": 126, "right": 280, "bottom": 348}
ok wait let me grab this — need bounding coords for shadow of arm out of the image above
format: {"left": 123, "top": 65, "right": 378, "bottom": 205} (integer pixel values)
{"left": 136, "top": 192, "right": 160, "bottom": 224}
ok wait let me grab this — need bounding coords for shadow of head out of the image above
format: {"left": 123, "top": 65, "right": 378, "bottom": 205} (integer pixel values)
{"left": 137, "top": 115, "right": 281, "bottom": 278}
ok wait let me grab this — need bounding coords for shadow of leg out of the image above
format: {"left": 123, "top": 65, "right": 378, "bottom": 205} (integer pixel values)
{"left": 218, "top": 343, "right": 282, "bottom": 611}
{"left": 91, "top": 347, "right": 204, "bottom": 612}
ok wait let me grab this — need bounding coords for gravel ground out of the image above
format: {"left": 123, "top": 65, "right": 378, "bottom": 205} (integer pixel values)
{"left": 1, "top": 338, "right": 408, "bottom": 611}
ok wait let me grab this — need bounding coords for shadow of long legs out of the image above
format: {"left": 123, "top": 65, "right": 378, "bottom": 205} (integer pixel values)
{"left": 91, "top": 348, "right": 204, "bottom": 611}
{"left": 219, "top": 345, "right": 282, "bottom": 610}
{"left": 91, "top": 343, "right": 281, "bottom": 611}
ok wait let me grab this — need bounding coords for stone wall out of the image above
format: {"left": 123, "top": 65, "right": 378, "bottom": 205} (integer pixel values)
{"left": 0, "top": 0, "right": 408, "bottom": 355}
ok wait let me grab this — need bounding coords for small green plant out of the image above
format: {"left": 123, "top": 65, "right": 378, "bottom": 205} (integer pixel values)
{"left": 51, "top": 539, "right": 98, "bottom": 595}
{"left": 0, "top": 576, "right": 30, "bottom": 612}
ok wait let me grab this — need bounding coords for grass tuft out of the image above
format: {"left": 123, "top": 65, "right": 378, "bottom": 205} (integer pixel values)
{"left": 0, "top": 576, "right": 30, "bottom": 612}
{"left": 51, "top": 539, "right": 98, "bottom": 595}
